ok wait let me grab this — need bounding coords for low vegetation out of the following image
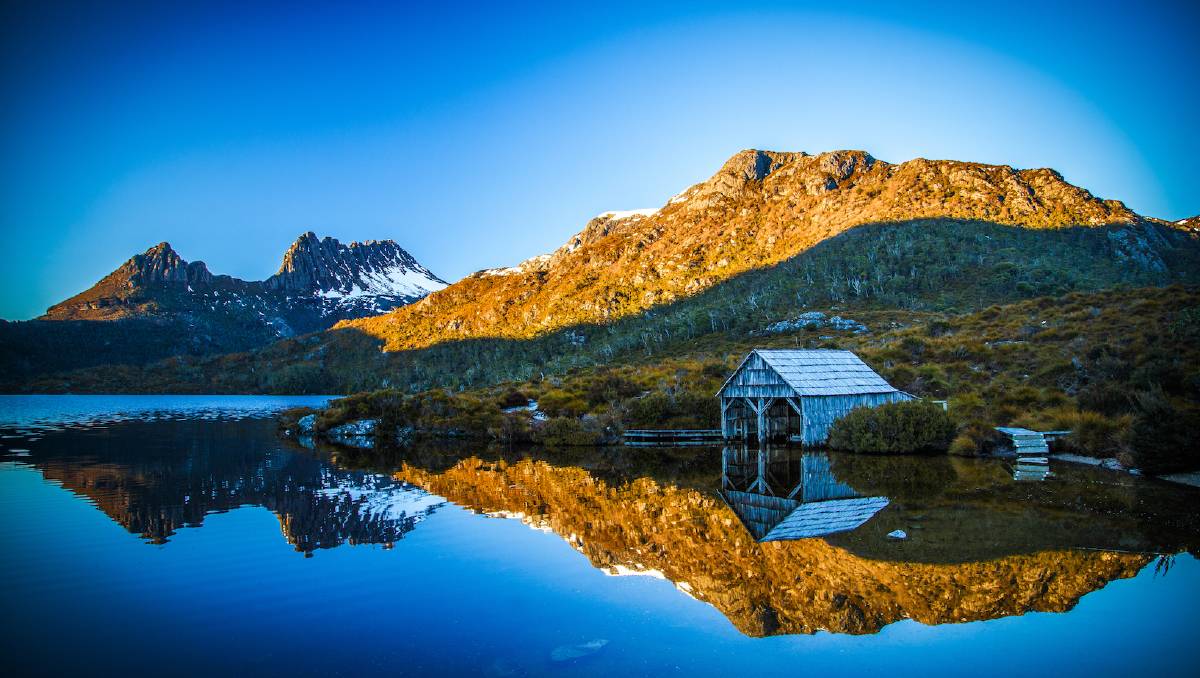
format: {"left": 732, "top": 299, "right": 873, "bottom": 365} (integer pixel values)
{"left": 275, "top": 285, "right": 1199, "bottom": 474}
{"left": 828, "top": 401, "right": 956, "bottom": 454}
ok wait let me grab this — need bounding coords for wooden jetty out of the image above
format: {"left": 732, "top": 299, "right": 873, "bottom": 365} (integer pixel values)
{"left": 623, "top": 429, "right": 723, "bottom": 446}
{"left": 995, "top": 427, "right": 1071, "bottom": 465}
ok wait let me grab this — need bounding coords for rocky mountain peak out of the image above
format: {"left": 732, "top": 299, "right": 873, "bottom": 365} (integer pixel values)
{"left": 686, "top": 149, "right": 880, "bottom": 208}
{"left": 41, "top": 230, "right": 443, "bottom": 333}
{"left": 117, "top": 242, "right": 212, "bottom": 288}
{"left": 267, "top": 232, "right": 446, "bottom": 301}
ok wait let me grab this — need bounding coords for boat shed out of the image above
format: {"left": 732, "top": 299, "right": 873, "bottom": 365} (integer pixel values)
{"left": 717, "top": 349, "right": 912, "bottom": 445}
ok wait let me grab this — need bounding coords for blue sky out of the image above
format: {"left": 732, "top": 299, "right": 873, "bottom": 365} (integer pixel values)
{"left": 1, "top": 1, "right": 1197, "bottom": 320}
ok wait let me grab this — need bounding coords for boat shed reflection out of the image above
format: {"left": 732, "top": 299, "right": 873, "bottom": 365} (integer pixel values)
{"left": 720, "top": 447, "right": 889, "bottom": 541}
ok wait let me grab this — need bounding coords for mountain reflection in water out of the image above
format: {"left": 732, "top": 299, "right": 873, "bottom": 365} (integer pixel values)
{"left": 3, "top": 410, "right": 1198, "bottom": 639}
{"left": 385, "top": 445, "right": 1197, "bottom": 636}
{"left": 6, "top": 418, "right": 442, "bottom": 553}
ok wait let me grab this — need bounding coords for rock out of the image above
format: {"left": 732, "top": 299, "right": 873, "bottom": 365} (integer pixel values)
{"left": 887, "top": 530, "right": 908, "bottom": 540}
{"left": 550, "top": 639, "right": 608, "bottom": 662}
{"left": 297, "top": 414, "right": 317, "bottom": 434}
{"left": 395, "top": 426, "right": 415, "bottom": 447}
{"left": 326, "top": 419, "right": 377, "bottom": 448}
{"left": 763, "top": 311, "right": 869, "bottom": 335}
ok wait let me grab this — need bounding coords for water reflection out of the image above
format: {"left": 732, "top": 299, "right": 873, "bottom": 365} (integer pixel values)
{"left": 386, "top": 445, "right": 1198, "bottom": 636}
{"left": 4, "top": 409, "right": 1199, "bottom": 638}
{"left": 3, "top": 419, "right": 442, "bottom": 553}
{"left": 720, "top": 447, "right": 889, "bottom": 540}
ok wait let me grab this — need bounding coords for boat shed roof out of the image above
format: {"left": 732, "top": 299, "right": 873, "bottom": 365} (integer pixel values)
{"left": 720, "top": 349, "right": 900, "bottom": 397}
{"left": 760, "top": 496, "right": 890, "bottom": 542}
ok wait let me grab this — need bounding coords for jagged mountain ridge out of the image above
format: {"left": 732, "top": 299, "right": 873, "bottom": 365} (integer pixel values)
{"left": 43, "top": 232, "right": 445, "bottom": 334}
{"left": 267, "top": 232, "right": 446, "bottom": 307}
{"left": 0, "top": 233, "right": 444, "bottom": 382}
{"left": 343, "top": 148, "right": 1197, "bottom": 352}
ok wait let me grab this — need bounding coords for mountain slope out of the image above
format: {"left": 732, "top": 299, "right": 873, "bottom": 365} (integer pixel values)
{"left": 342, "top": 149, "right": 1190, "bottom": 352}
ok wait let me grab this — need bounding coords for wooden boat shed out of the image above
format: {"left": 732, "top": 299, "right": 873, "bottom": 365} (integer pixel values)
{"left": 717, "top": 349, "right": 912, "bottom": 445}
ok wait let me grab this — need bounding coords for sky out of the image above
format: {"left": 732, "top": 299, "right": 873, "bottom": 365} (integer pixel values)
{"left": 1, "top": 0, "right": 1197, "bottom": 320}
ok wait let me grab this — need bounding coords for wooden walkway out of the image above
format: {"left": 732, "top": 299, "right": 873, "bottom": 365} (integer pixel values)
{"left": 995, "top": 427, "right": 1071, "bottom": 466}
{"left": 623, "top": 429, "right": 723, "bottom": 446}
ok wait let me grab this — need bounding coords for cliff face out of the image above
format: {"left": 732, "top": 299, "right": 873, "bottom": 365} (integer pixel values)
{"left": 394, "top": 456, "right": 1150, "bottom": 637}
{"left": 342, "top": 149, "right": 1189, "bottom": 352}
{"left": 265, "top": 231, "right": 445, "bottom": 300}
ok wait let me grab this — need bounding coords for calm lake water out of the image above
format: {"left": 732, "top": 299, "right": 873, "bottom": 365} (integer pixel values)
{"left": 1, "top": 395, "right": 1198, "bottom": 677}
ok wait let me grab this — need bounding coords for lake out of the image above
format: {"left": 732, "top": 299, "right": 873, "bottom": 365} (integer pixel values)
{"left": 1, "top": 395, "right": 1197, "bottom": 676}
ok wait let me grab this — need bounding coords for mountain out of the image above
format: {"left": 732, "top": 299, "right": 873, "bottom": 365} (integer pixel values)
{"left": 1, "top": 233, "right": 444, "bottom": 381}
{"left": 265, "top": 232, "right": 446, "bottom": 318}
{"left": 342, "top": 149, "right": 1196, "bottom": 352}
{"left": 7, "top": 148, "right": 1199, "bottom": 395}
{"left": 44, "top": 232, "right": 445, "bottom": 330}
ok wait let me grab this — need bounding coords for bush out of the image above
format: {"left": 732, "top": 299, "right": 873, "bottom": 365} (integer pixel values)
{"left": 622, "top": 388, "right": 719, "bottom": 428}
{"left": 539, "top": 389, "right": 589, "bottom": 417}
{"left": 948, "top": 433, "right": 978, "bottom": 456}
{"left": 498, "top": 389, "right": 530, "bottom": 408}
{"left": 533, "top": 417, "right": 601, "bottom": 447}
{"left": 828, "top": 400, "right": 956, "bottom": 454}
{"left": 1065, "top": 410, "right": 1131, "bottom": 458}
{"left": 491, "top": 412, "right": 533, "bottom": 444}
{"left": 1123, "top": 388, "right": 1200, "bottom": 475}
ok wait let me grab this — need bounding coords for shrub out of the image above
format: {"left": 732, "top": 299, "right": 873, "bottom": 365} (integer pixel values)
{"left": 498, "top": 389, "right": 530, "bottom": 408}
{"left": 533, "top": 417, "right": 600, "bottom": 447}
{"left": 491, "top": 412, "right": 533, "bottom": 444}
{"left": 1065, "top": 410, "right": 1131, "bottom": 458}
{"left": 948, "top": 433, "right": 978, "bottom": 456}
{"left": 828, "top": 400, "right": 956, "bottom": 454}
{"left": 539, "top": 389, "right": 589, "bottom": 417}
{"left": 1124, "top": 387, "right": 1200, "bottom": 475}
{"left": 622, "top": 388, "right": 719, "bottom": 428}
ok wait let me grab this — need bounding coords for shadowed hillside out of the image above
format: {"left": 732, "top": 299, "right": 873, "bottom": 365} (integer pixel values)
{"left": 343, "top": 149, "right": 1193, "bottom": 351}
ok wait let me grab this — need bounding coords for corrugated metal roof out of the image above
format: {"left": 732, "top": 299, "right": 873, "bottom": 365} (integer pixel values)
{"left": 761, "top": 496, "right": 890, "bottom": 541}
{"left": 752, "top": 349, "right": 898, "bottom": 397}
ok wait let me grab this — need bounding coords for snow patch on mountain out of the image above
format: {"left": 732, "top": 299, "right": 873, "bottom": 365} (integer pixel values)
{"left": 479, "top": 253, "right": 554, "bottom": 278}
{"left": 596, "top": 208, "right": 659, "bottom": 220}
{"left": 318, "top": 261, "right": 446, "bottom": 302}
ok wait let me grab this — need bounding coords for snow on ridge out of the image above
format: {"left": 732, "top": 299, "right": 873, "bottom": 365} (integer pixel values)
{"left": 604, "top": 563, "right": 669, "bottom": 580}
{"left": 484, "top": 509, "right": 556, "bottom": 533}
{"left": 317, "top": 260, "right": 446, "bottom": 302}
{"left": 358, "top": 263, "right": 447, "bottom": 298}
{"left": 596, "top": 208, "right": 659, "bottom": 220}
{"left": 474, "top": 207, "right": 659, "bottom": 279}
{"left": 479, "top": 253, "right": 553, "bottom": 278}
{"left": 667, "top": 187, "right": 695, "bottom": 205}
{"left": 316, "top": 473, "right": 446, "bottom": 522}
